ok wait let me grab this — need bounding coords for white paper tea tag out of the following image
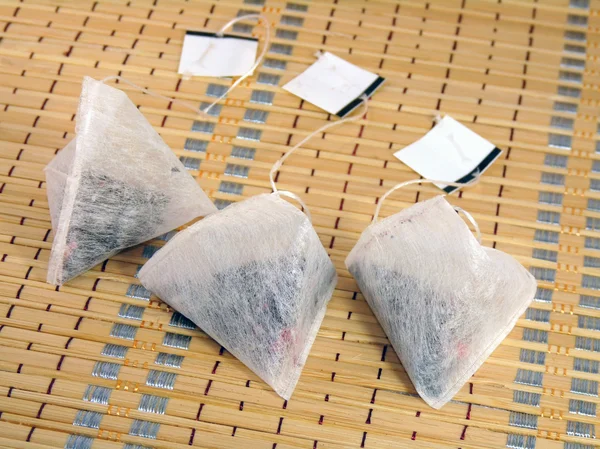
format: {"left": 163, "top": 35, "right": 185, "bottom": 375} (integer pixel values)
{"left": 394, "top": 116, "right": 502, "bottom": 194}
{"left": 283, "top": 51, "right": 385, "bottom": 117}
{"left": 178, "top": 31, "right": 258, "bottom": 77}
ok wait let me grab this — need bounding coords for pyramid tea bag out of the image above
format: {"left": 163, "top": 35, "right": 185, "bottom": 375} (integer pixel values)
{"left": 346, "top": 193, "right": 536, "bottom": 409}
{"left": 45, "top": 139, "right": 75, "bottom": 231}
{"left": 45, "top": 77, "right": 217, "bottom": 285}
{"left": 138, "top": 99, "right": 373, "bottom": 399}
{"left": 138, "top": 193, "right": 337, "bottom": 399}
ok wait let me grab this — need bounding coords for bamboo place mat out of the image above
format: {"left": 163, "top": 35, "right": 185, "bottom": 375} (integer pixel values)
{"left": 1, "top": 0, "right": 600, "bottom": 448}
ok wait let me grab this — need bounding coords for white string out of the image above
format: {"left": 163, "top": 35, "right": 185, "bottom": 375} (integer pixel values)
{"left": 101, "top": 14, "right": 270, "bottom": 117}
{"left": 453, "top": 206, "right": 482, "bottom": 244}
{"left": 203, "top": 14, "right": 271, "bottom": 114}
{"left": 100, "top": 75, "right": 208, "bottom": 116}
{"left": 274, "top": 190, "right": 312, "bottom": 223}
{"left": 268, "top": 96, "right": 369, "bottom": 221}
{"left": 371, "top": 176, "right": 482, "bottom": 242}
{"left": 270, "top": 96, "right": 369, "bottom": 193}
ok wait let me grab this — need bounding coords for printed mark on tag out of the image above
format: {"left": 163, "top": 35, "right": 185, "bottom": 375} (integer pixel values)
{"left": 283, "top": 51, "right": 384, "bottom": 117}
{"left": 394, "top": 116, "right": 502, "bottom": 194}
{"left": 178, "top": 31, "right": 259, "bottom": 78}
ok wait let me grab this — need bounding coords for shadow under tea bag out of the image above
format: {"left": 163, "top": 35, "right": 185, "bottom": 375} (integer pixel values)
{"left": 346, "top": 184, "right": 536, "bottom": 409}
{"left": 45, "top": 77, "right": 217, "bottom": 285}
{"left": 139, "top": 193, "right": 337, "bottom": 399}
{"left": 139, "top": 99, "right": 372, "bottom": 399}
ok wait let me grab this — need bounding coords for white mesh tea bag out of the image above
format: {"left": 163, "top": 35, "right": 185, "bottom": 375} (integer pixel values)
{"left": 45, "top": 139, "right": 76, "bottom": 231}
{"left": 138, "top": 193, "right": 337, "bottom": 399}
{"left": 45, "top": 76, "right": 217, "bottom": 285}
{"left": 139, "top": 99, "right": 372, "bottom": 399}
{"left": 346, "top": 185, "right": 536, "bottom": 409}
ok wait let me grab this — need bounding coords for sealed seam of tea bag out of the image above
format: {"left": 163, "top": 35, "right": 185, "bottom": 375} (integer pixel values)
{"left": 283, "top": 51, "right": 384, "bottom": 117}
{"left": 45, "top": 77, "right": 217, "bottom": 285}
{"left": 393, "top": 115, "right": 502, "bottom": 194}
{"left": 139, "top": 99, "right": 370, "bottom": 400}
{"left": 371, "top": 177, "right": 481, "bottom": 226}
{"left": 45, "top": 139, "right": 76, "bottom": 230}
{"left": 347, "top": 179, "right": 536, "bottom": 409}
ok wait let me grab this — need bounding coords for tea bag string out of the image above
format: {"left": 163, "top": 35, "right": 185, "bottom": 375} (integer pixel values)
{"left": 269, "top": 97, "right": 369, "bottom": 220}
{"left": 205, "top": 14, "right": 271, "bottom": 114}
{"left": 101, "top": 14, "right": 270, "bottom": 116}
{"left": 372, "top": 177, "right": 482, "bottom": 244}
{"left": 453, "top": 206, "right": 482, "bottom": 244}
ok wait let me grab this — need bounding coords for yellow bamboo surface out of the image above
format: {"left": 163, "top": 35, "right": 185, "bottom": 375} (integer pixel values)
{"left": 1, "top": 0, "right": 600, "bottom": 448}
